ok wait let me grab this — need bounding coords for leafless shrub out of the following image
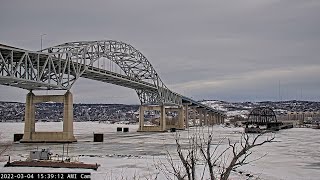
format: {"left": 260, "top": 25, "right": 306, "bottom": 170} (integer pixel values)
{"left": 156, "top": 129, "right": 275, "bottom": 180}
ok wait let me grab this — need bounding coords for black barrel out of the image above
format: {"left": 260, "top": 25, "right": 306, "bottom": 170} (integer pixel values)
{"left": 94, "top": 133, "right": 104, "bottom": 142}
{"left": 117, "top": 127, "right": 122, "bottom": 132}
{"left": 14, "top": 134, "right": 24, "bottom": 142}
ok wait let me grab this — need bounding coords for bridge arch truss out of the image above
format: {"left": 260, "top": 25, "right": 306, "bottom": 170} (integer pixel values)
{"left": 44, "top": 40, "right": 181, "bottom": 105}
{"left": 247, "top": 107, "right": 277, "bottom": 125}
{"left": 0, "top": 41, "right": 182, "bottom": 105}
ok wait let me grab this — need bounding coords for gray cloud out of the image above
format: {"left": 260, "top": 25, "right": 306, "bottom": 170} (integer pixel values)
{"left": 0, "top": 0, "right": 319, "bottom": 103}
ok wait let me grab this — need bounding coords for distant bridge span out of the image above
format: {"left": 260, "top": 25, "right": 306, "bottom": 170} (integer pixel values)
{"left": 0, "top": 40, "right": 225, "bottom": 141}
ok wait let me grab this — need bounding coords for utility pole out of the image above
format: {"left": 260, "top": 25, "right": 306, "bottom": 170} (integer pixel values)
{"left": 278, "top": 80, "right": 281, "bottom": 101}
{"left": 40, "top": 33, "right": 47, "bottom": 51}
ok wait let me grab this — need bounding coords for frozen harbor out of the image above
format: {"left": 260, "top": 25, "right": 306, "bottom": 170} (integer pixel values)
{"left": 0, "top": 122, "right": 320, "bottom": 180}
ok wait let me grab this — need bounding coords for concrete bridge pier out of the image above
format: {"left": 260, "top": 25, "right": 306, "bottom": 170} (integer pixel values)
{"left": 204, "top": 110, "right": 208, "bottom": 126}
{"left": 208, "top": 112, "right": 213, "bottom": 125}
{"left": 21, "top": 90, "right": 76, "bottom": 143}
{"left": 138, "top": 106, "right": 144, "bottom": 131}
{"left": 138, "top": 105, "right": 187, "bottom": 132}
{"left": 212, "top": 113, "right": 216, "bottom": 125}
{"left": 216, "top": 114, "right": 224, "bottom": 124}
{"left": 221, "top": 115, "right": 225, "bottom": 124}
{"left": 188, "top": 106, "right": 197, "bottom": 126}
{"left": 197, "top": 108, "right": 202, "bottom": 126}
{"left": 211, "top": 113, "right": 216, "bottom": 125}
{"left": 198, "top": 108, "right": 205, "bottom": 126}
{"left": 220, "top": 115, "right": 223, "bottom": 124}
{"left": 160, "top": 105, "right": 167, "bottom": 131}
{"left": 178, "top": 107, "right": 184, "bottom": 129}
{"left": 193, "top": 110, "right": 197, "bottom": 126}
{"left": 22, "top": 91, "right": 35, "bottom": 141}
{"left": 183, "top": 103, "right": 191, "bottom": 129}
{"left": 165, "top": 106, "right": 184, "bottom": 130}
{"left": 214, "top": 114, "right": 219, "bottom": 124}
{"left": 138, "top": 105, "right": 172, "bottom": 132}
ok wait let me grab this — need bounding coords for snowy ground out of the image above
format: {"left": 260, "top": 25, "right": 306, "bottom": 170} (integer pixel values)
{"left": 0, "top": 122, "right": 320, "bottom": 180}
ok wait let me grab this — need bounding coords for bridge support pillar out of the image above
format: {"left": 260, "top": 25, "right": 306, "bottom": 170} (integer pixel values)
{"left": 138, "top": 105, "right": 167, "bottom": 132}
{"left": 221, "top": 116, "right": 225, "bottom": 124}
{"left": 215, "top": 114, "right": 219, "bottom": 124}
{"left": 192, "top": 107, "right": 198, "bottom": 126}
{"left": 183, "top": 104, "right": 189, "bottom": 128}
{"left": 139, "top": 106, "right": 145, "bottom": 131}
{"left": 210, "top": 113, "right": 214, "bottom": 126}
{"left": 208, "top": 113, "right": 212, "bottom": 125}
{"left": 204, "top": 110, "right": 208, "bottom": 126}
{"left": 23, "top": 91, "right": 35, "bottom": 140}
{"left": 160, "top": 105, "right": 166, "bottom": 131}
{"left": 21, "top": 91, "right": 77, "bottom": 143}
{"left": 165, "top": 106, "right": 184, "bottom": 130}
{"left": 217, "top": 115, "right": 221, "bottom": 124}
{"left": 63, "top": 91, "right": 74, "bottom": 140}
{"left": 211, "top": 113, "right": 215, "bottom": 125}
{"left": 213, "top": 114, "right": 217, "bottom": 125}
{"left": 178, "top": 107, "right": 184, "bottom": 129}
{"left": 189, "top": 106, "right": 198, "bottom": 126}
{"left": 198, "top": 108, "right": 204, "bottom": 126}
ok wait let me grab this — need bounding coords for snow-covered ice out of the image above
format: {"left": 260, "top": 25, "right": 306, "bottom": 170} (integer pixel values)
{"left": 0, "top": 122, "right": 319, "bottom": 179}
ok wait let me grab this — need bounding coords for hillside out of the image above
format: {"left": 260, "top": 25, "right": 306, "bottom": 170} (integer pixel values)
{"left": 1, "top": 100, "right": 320, "bottom": 122}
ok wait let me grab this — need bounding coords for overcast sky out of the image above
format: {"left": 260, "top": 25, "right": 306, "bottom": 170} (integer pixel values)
{"left": 0, "top": 0, "right": 320, "bottom": 104}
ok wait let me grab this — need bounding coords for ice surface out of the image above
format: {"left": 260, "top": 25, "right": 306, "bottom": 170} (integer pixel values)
{"left": 0, "top": 122, "right": 319, "bottom": 180}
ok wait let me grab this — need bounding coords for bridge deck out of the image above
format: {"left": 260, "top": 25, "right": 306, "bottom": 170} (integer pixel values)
{"left": 83, "top": 66, "right": 157, "bottom": 91}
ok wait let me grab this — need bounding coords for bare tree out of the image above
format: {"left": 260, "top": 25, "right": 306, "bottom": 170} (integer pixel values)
{"left": 220, "top": 131, "right": 275, "bottom": 180}
{"left": 155, "top": 134, "right": 198, "bottom": 180}
{"left": 156, "top": 130, "right": 275, "bottom": 180}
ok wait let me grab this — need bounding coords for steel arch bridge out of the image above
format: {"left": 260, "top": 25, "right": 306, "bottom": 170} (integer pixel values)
{"left": 247, "top": 107, "right": 277, "bottom": 125}
{"left": 0, "top": 40, "right": 223, "bottom": 115}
